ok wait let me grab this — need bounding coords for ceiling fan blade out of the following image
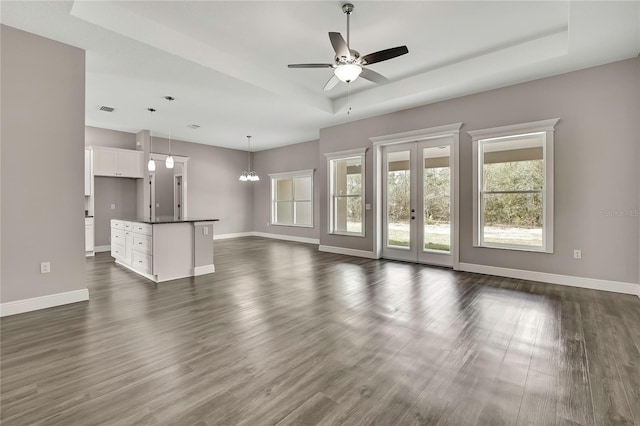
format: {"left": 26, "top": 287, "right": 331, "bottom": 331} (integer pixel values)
{"left": 329, "top": 32, "right": 350, "bottom": 58}
{"left": 359, "top": 68, "right": 389, "bottom": 85}
{"left": 323, "top": 74, "right": 340, "bottom": 91}
{"left": 288, "top": 63, "right": 334, "bottom": 68}
{"left": 360, "top": 46, "right": 409, "bottom": 65}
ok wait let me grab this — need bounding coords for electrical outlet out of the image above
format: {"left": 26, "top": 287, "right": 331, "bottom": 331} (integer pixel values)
{"left": 40, "top": 261, "right": 51, "bottom": 274}
{"left": 573, "top": 249, "right": 582, "bottom": 259}
{"left": 365, "top": 204, "right": 372, "bottom": 210}
{"left": 203, "top": 227, "right": 209, "bottom": 235}
{"left": 110, "top": 203, "right": 116, "bottom": 210}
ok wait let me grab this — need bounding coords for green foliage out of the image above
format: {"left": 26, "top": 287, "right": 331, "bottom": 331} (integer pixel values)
{"left": 483, "top": 160, "right": 543, "bottom": 228}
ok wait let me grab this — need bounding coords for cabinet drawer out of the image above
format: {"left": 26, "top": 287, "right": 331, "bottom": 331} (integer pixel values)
{"left": 111, "top": 242, "right": 125, "bottom": 261}
{"left": 124, "top": 222, "right": 133, "bottom": 231}
{"left": 131, "top": 222, "right": 152, "bottom": 236}
{"left": 111, "top": 229, "right": 125, "bottom": 245}
{"left": 132, "top": 251, "right": 152, "bottom": 274}
{"left": 111, "top": 220, "right": 125, "bottom": 230}
{"left": 133, "top": 234, "right": 152, "bottom": 254}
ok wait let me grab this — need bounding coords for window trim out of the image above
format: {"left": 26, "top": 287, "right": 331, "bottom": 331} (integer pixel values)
{"left": 269, "top": 169, "right": 314, "bottom": 228}
{"left": 325, "top": 148, "right": 367, "bottom": 237}
{"left": 469, "top": 118, "right": 558, "bottom": 253}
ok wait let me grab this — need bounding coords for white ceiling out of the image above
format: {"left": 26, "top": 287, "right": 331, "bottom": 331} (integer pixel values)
{"left": 2, "top": 1, "right": 639, "bottom": 151}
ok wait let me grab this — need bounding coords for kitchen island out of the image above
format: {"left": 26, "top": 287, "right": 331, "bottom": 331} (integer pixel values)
{"left": 110, "top": 218, "right": 219, "bottom": 282}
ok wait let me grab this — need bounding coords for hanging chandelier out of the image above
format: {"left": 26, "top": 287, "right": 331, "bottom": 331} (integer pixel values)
{"left": 239, "top": 136, "right": 259, "bottom": 182}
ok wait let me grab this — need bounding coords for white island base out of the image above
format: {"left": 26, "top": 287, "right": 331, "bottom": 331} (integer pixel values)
{"left": 111, "top": 219, "right": 217, "bottom": 283}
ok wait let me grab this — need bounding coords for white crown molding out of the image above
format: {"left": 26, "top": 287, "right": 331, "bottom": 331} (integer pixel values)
{"left": 268, "top": 169, "right": 315, "bottom": 179}
{"left": 467, "top": 118, "right": 560, "bottom": 141}
{"left": 459, "top": 262, "right": 639, "bottom": 296}
{"left": 323, "top": 147, "right": 368, "bottom": 159}
{"left": 0, "top": 289, "right": 90, "bottom": 317}
{"left": 370, "top": 122, "right": 463, "bottom": 146}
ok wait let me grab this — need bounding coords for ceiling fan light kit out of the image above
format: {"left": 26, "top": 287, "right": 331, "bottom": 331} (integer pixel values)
{"left": 334, "top": 64, "right": 362, "bottom": 83}
{"left": 288, "top": 3, "right": 408, "bottom": 90}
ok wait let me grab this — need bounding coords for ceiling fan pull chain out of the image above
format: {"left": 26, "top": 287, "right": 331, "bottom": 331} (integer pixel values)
{"left": 347, "top": 84, "right": 352, "bottom": 115}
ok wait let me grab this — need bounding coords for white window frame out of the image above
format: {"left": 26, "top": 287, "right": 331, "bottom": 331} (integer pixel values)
{"left": 469, "top": 118, "right": 558, "bottom": 253}
{"left": 325, "top": 148, "right": 367, "bottom": 237}
{"left": 269, "top": 169, "right": 314, "bottom": 228}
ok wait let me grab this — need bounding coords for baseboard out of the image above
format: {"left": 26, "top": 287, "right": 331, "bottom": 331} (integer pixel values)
{"left": 459, "top": 262, "right": 640, "bottom": 296}
{"left": 194, "top": 264, "right": 215, "bottom": 276}
{"left": 94, "top": 245, "right": 110, "bottom": 253}
{"left": 318, "top": 245, "right": 377, "bottom": 259}
{"left": 253, "top": 232, "right": 319, "bottom": 245}
{"left": 0, "top": 289, "right": 90, "bottom": 317}
{"left": 213, "top": 232, "right": 254, "bottom": 240}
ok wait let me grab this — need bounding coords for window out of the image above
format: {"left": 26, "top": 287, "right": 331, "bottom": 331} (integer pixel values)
{"left": 469, "top": 119, "right": 557, "bottom": 252}
{"left": 326, "top": 148, "right": 366, "bottom": 236}
{"left": 269, "top": 169, "right": 314, "bottom": 227}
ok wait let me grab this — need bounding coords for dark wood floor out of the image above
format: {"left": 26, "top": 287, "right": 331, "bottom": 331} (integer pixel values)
{"left": 1, "top": 237, "right": 639, "bottom": 425}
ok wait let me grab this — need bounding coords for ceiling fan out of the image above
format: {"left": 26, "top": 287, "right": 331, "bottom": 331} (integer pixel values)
{"left": 288, "top": 3, "right": 409, "bottom": 91}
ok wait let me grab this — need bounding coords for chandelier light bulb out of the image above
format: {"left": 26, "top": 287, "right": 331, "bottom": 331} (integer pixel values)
{"left": 147, "top": 159, "right": 156, "bottom": 172}
{"left": 165, "top": 155, "right": 174, "bottom": 169}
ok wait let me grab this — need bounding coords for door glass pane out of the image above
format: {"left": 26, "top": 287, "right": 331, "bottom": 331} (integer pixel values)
{"left": 424, "top": 146, "right": 451, "bottom": 252}
{"left": 387, "top": 150, "right": 411, "bottom": 248}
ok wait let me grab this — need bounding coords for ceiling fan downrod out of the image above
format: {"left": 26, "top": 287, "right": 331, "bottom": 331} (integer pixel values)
{"left": 342, "top": 3, "right": 354, "bottom": 52}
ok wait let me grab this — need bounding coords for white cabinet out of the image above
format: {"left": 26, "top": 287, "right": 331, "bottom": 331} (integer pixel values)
{"left": 84, "top": 149, "right": 92, "bottom": 196}
{"left": 111, "top": 219, "right": 153, "bottom": 277}
{"left": 93, "top": 147, "right": 144, "bottom": 178}
{"left": 85, "top": 217, "right": 94, "bottom": 256}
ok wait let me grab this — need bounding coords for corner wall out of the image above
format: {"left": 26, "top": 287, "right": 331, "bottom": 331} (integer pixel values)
{"left": 1, "top": 25, "right": 87, "bottom": 308}
{"left": 319, "top": 58, "right": 640, "bottom": 286}
{"left": 252, "top": 140, "right": 320, "bottom": 242}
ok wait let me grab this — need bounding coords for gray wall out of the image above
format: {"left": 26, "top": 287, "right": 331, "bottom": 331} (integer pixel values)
{"left": 85, "top": 126, "right": 138, "bottom": 247}
{"left": 149, "top": 137, "right": 253, "bottom": 236}
{"left": 1, "top": 25, "right": 86, "bottom": 303}
{"left": 318, "top": 57, "right": 640, "bottom": 285}
{"left": 154, "top": 163, "right": 174, "bottom": 217}
{"left": 253, "top": 140, "right": 320, "bottom": 241}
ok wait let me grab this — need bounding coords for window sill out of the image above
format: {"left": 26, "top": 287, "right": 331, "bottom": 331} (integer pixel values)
{"left": 476, "top": 243, "right": 552, "bottom": 254}
{"left": 270, "top": 223, "right": 313, "bottom": 229}
{"left": 330, "top": 231, "right": 365, "bottom": 238}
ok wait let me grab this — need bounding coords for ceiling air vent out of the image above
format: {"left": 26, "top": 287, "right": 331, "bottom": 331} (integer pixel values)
{"left": 187, "top": 124, "right": 200, "bottom": 129}
{"left": 98, "top": 106, "right": 115, "bottom": 112}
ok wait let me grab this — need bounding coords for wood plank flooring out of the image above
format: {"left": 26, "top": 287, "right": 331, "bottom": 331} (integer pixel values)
{"left": 1, "top": 237, "right": 639, "bottom": 425}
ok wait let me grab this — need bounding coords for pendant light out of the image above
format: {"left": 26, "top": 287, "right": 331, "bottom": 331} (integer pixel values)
{"left": 147, "top": 108, "right": 156, "bottom": 172}
{"left": 165, "top": 130, "right": 174, "bottom": 169}
{"left": 239, "top": 136, "right": 259, "bottom": 182}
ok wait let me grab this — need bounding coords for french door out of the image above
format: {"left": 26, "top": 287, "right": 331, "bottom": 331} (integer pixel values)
{"left": 381, "top": 137, "right": 455, "bottom": 267}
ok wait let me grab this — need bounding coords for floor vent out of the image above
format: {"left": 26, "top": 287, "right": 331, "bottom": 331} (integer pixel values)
{"left": 99, "top": 106, "right": 115, "bottom": 112}
{"left": 187, "top": 124, "right": 200, "bottom": 129}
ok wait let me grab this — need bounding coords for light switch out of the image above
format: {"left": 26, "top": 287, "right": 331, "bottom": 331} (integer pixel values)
{"left": 156, "top": 203, "right": 160, "bottom": 207}
{"left": 365, "top": 204, "right": 371, "bottom": 210}
{"left": 110, "top": 203, "right": 116, "bottom": 210}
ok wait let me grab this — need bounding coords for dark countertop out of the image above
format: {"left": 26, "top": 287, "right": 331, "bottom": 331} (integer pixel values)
{"left": 85, "top": 215, "right": 94, "bottom": 218}
{"left": 124, "top": 217, "right": 220, "bottom": 225}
